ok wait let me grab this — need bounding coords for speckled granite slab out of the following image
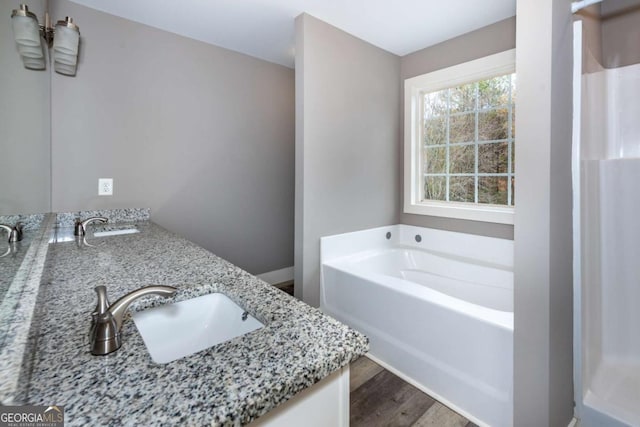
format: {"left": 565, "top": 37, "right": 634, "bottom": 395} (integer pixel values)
{"left": 56, "top": 208, "right": 150, "bottom": 227}
{"left": 20, "top": 221, "right": 368, "bottom": 425}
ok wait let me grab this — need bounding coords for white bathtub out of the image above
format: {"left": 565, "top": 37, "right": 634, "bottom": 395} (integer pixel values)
{"left": 320, "top": 224, "right": 513, "bottom": 427}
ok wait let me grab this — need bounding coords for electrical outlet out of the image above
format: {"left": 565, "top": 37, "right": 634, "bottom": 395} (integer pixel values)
{"left": 98, "top": 178, "right": 113, "bottom": 196}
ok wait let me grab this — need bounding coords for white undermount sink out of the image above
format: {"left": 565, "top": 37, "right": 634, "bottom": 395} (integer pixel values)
{"left": 93, "top": 228, "right": 140, "bottom": 237}
{"left": 131, "top": 293, "right": 264, "bottom": 364}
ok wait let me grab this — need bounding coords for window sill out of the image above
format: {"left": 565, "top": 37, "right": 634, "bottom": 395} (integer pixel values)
{"left": 404, "top": 200, "right": 514, "bottom": 225}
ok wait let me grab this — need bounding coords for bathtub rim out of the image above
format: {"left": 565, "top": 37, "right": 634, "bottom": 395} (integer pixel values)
{"left": 320, "top": 224, "right": 514, "bottom": 269}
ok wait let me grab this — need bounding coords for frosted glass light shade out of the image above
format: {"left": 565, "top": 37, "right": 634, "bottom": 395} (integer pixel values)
{"left": 54, "top": 51, "right": 76, "bottom": 65}
{"left": 18, "top": 43, "right": 43, "bottom": 59}
{"left": 12, "top": 15, "right": 41, "bottom": 47}
{"left": 53, "top": 24, "right": 79, "bottom": 55}
{"left": 23, "top": 56, "right": 45, "bottom": 70}
{"left": 54, "top": 61, "right": 76, "bottom": 76}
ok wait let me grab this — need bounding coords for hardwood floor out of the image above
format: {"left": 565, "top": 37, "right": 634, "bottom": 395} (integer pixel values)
{"left": 274, "top": 281, "right": 294, "bottom": 296}
{"left": 272, "top": 285, "right": 477, "bottom": 426}
{"left": 350, "top": 357, "right": 477, "bottom": 427}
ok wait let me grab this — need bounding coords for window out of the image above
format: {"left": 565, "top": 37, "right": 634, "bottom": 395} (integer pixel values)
{"left": 404, "top": 49, "right": 516, "bottom": 224}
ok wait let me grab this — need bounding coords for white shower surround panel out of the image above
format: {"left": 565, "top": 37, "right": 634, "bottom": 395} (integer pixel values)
{"left": 578, "top": 61, "right": 640, "bottom": 427}
{"left": 581, "top": 159, "right": 640, "bottom": 427}
{"left": 320, "top": 224, "right": 513, "bottom": 427}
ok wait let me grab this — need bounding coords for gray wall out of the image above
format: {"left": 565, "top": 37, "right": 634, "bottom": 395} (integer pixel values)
{"left": 295, "top": 14, "right": 400, "bottom": 306}
{"left": 601, "top": 0, "right": 640, "bottom": 68}
{"left": 514, "top": 0, "right": 574, "bottom": 425}
{"left": 0, "top": 0, "right": 51, "bottom": 216}
{"left": 399, "top": 18, "right": 516, "bottom": 240}
{"left": 49, "top": 0, "right": 294, "bottom": 275}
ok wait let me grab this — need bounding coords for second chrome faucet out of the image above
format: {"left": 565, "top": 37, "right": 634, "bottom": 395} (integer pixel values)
{"left": 74, "top": 217, "right": 108, "bottom": 236}
{"left": 90, "top": 285, "right": 177, "bottom": 356}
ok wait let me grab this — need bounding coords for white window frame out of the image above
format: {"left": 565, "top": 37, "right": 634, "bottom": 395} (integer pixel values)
{"left": 404, "top": 49, "right": 516, "bottom": 225}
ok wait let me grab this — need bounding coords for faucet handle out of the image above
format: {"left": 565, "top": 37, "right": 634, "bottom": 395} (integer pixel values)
{"left": 13, "top": 222, "right": 23, "bottom": 241}
{"left": 93, "top": 286, "right": 110, "bottom": 316}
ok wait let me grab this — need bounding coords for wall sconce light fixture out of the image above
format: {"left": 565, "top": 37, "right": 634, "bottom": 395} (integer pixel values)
{"left": 11, "top": 4, "right": 80, "bottom": 76}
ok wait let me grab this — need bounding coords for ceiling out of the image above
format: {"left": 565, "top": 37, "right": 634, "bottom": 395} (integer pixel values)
{"left": 68, "top": 0, "right": 516, "bottom": 68}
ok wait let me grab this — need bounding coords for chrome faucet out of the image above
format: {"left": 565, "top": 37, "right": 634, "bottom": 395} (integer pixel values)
{"left": 0, "top": 222, "right": 23, "bottom": 242}
{"left": 74, "top": 217, "right": 108, "bottom": 236}
{"left": 90, "top": 285, "right": 177, "bottom": 356}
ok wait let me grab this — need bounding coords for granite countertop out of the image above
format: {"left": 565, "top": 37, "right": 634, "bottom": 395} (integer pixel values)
{"left": 21, "top": 220, "right": 368, "bottom": 426}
